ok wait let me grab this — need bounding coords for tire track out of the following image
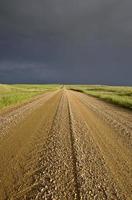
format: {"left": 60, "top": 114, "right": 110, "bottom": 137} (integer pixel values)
{"left": 0, "top": 91, "right": 62, "bottom": 200}
{"left": 13, "top": 92, "right": 63, "bottom": 199}
{"left": 12, "top": 91, "right": 80, "bottom": 199}
{"left": 71, "top": 91, "right": 132, "bottom": 148}
{"left": 68, "top": 90, "right": 132, "bottom": 200}
{"left": 68, "top": 95, "right": 125, "bottom": 199}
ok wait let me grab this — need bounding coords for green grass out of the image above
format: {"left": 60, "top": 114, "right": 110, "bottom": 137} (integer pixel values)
{"left": 68, "top": 85, "right": 132, "bottom": 109}
{"left": 0, "top": 84, "right": 59, "bottom": 110}
{"left": 1, "top": 84, "right": 132, "bottom": 110}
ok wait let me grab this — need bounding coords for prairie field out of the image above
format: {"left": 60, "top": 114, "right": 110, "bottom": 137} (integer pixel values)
{"left": 0, "top": 85, "right": 132, "bottom": 200}
{"left": 68, "top": 85, "right": 132, "bottom": 109}
{"left": 0, "top": 84, "right": 59, "bottom": 110}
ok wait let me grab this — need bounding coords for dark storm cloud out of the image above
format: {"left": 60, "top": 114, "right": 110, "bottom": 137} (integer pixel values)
{"left": 0, "top": 0, "right": 132, "bottom": 84}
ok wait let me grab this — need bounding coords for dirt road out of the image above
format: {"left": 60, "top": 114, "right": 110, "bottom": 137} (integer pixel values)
{"left": 0, "top": 89, "right": 131, "bottom": 200}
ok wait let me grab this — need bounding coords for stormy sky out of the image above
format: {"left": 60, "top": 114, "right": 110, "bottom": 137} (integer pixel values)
{"left": 0, "top": 0, "right": 132, "bottom": 84}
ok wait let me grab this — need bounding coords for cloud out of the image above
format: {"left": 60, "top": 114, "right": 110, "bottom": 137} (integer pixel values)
{"left": 0, "top": 0, "right": 132, "bottom": 84}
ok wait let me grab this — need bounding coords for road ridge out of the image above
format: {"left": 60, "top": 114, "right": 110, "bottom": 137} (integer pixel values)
{"left": 67, "top": 96, "right": 81, "bottom": 200}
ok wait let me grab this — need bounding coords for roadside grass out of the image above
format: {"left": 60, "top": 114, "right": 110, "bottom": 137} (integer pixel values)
{"left": 68, "top": 85, "right": 132, "bottom": 109}
{"left": 0, "top": 84, "right": 59, "bottom": 110}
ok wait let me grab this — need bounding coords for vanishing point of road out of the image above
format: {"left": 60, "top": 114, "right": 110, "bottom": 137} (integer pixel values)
{"left": 0, "top": 89, "right": 132, "bottom": 200}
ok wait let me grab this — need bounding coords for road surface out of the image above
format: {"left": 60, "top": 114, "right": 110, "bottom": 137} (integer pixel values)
{"left": 0, "top": 89, "right": 131, "bottom": 200}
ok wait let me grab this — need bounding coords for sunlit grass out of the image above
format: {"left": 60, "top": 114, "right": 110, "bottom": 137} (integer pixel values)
{"left": 0, "top": 84, "right": 59, "bottom": 110}
{"left": 68, "top": 85, "right": 132, "bottom": 109}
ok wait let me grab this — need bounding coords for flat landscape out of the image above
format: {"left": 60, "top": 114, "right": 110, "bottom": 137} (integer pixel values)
{"left": 0, "top": 85, "right": 132, "bottom": 200}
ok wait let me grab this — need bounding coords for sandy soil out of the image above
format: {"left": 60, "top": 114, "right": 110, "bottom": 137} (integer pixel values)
{"left": 0, "top": 89, "right": 131, "bottom": 200}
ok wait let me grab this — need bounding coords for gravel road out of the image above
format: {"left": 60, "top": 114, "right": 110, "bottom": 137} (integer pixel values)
{"left": 0, "top": 89, "right": 131, "bottom": 200}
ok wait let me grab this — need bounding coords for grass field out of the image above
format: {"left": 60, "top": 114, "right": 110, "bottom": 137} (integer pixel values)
{"left": 68, "top": 85, "right": 132, "bottom": 109}
{"left": 0, "top": 84, "right": 59, "bottom": 110}
{"left": 1, "top": 84, "right": 132, "bottom": 110}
